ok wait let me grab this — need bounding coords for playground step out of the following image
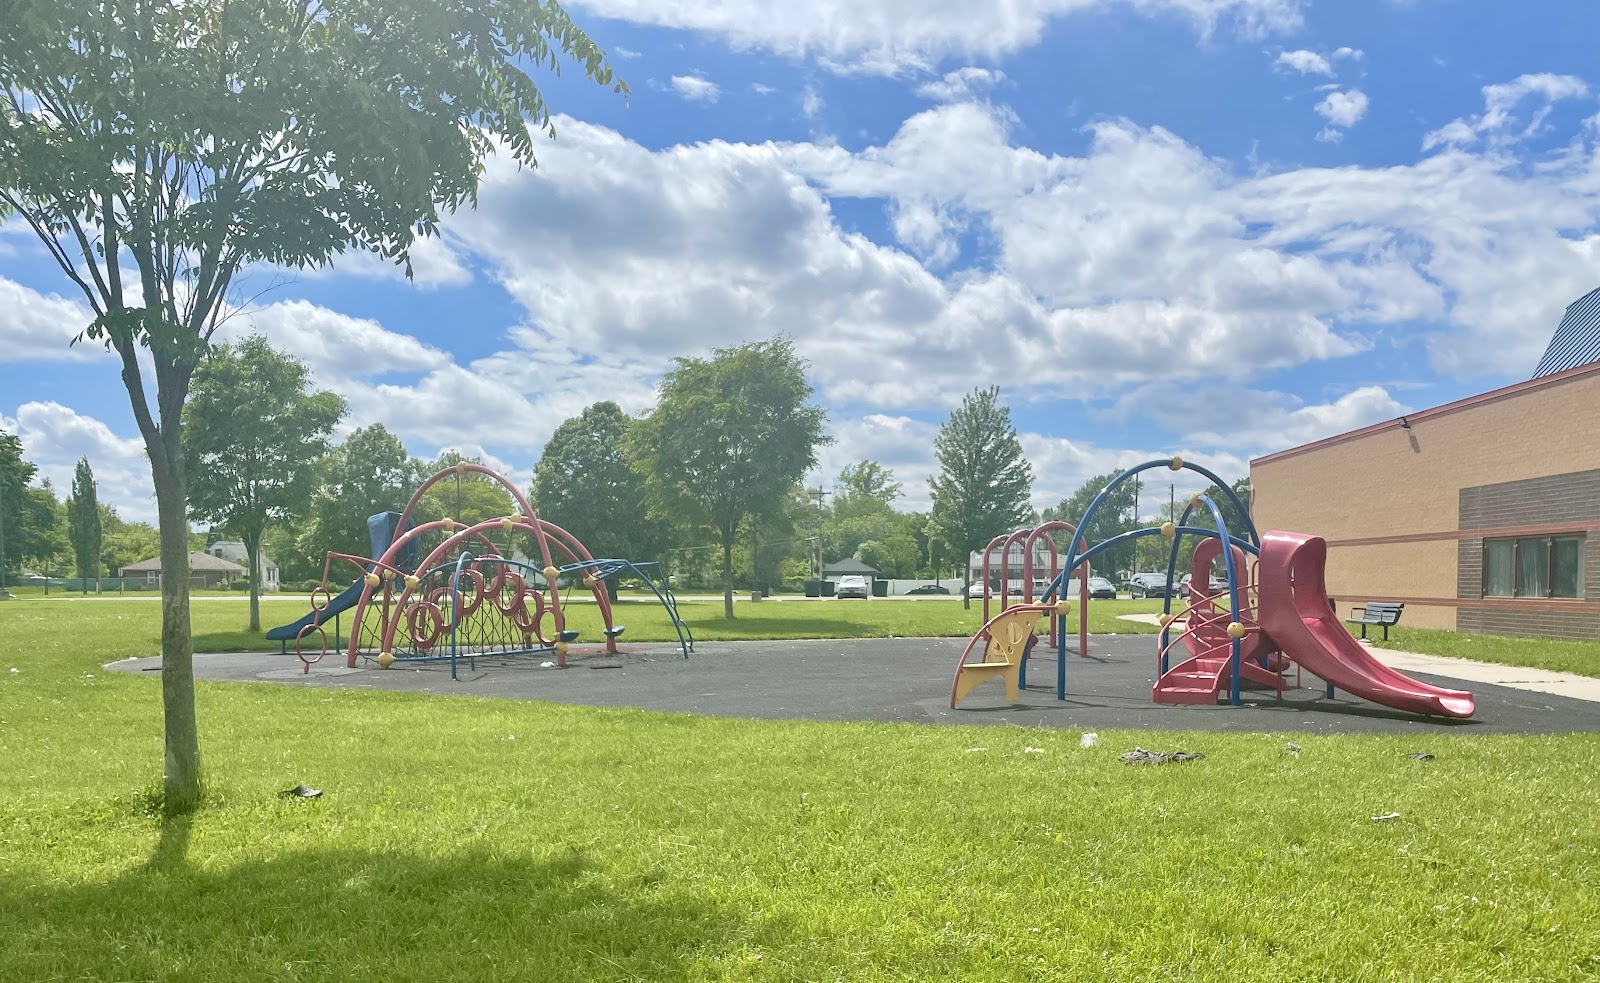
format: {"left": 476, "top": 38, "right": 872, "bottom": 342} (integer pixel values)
{"left": 1152, "top": 671, "right": 1221, "bottom": 704}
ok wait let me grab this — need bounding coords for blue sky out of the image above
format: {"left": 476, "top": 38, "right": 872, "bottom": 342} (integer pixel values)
{"left": 4, "top": 0, "right": 1600, "bottom": 523}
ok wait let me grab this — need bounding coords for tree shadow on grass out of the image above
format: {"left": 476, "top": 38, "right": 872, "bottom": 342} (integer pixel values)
{"left": 3, "top": 817, "right": 744, "bottom": 982}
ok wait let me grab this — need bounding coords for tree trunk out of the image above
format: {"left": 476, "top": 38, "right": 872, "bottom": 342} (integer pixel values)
{"left": 962, "top": 557, "right": 972, "bottom": 610}
{"left": 243, "top": 531, "right": 261, "bottom": 632}
{"left": 721, "top": 535, "right": 735, "bottom": 620}
{"left": 152, "top": 454, "right": 202, "bottom": 816}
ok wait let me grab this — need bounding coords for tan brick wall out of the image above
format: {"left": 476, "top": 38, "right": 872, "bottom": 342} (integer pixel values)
{"left": 1250, "top": 368, "right": 1600, "bottom": 631}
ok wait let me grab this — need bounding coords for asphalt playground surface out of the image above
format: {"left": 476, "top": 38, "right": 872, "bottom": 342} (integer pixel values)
{"left": 108, "top": 634, "right": 1600, "bottom": 735}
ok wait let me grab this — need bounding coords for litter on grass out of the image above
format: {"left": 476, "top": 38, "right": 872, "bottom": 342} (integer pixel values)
{"left": 1080, "top": 733, "right": 1099, "bottom": 748}
{"left": 1120, "top": 747, "right": 1205, "bottom": 766}
{"left": 278, "top": 784, "right": 323, "bottom": 800}
{"left": 1284, "top": 742, "right": 1302, "bottom": 757}
{"left": 1408, "top": 752, "right": 1435, "bottom": 760}
{"left": 1371, "top": 812, "right": 1402, "bottom": 822}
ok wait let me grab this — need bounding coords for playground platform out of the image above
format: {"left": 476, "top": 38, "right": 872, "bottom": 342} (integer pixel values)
{"left": 107, "top": 635, "right": 1600, "bottom": 736}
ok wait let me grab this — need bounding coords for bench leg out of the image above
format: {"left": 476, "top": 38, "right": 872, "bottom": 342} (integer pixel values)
{"left": 1359, "top": 624, "right": 1368, "bottom": 640}
{"left": 1382, "top": 625, "right": 1390, "bottom": 641}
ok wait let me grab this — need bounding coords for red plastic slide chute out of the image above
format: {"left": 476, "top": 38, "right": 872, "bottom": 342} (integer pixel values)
{"left": 1255, "top": 530, "right": 1474, "bottom": 719}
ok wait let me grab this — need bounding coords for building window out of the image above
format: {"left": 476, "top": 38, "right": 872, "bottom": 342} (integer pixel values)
{"left": 1483, "top": 535, "right": 1585, "bottom": 599}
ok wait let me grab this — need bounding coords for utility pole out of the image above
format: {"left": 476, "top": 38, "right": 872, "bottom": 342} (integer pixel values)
{"left": 1169, "top": 483, "right": 1175, "bottom": 520}
{"left": 809, "top": 485, "right": 830, "bottom": 580}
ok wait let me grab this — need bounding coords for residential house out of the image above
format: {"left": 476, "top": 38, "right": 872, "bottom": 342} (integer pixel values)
{"left": 120, "top": 551, "right": 247, "bottom": 589}
{"left": 206, "top": 540, "right": 280, "bottom": 591}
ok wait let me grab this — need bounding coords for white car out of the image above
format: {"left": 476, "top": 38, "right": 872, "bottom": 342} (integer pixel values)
{"left": 835, "top": 575, "right": 871, "bottom": 599}
{"left": 966, "top": 581, "right": 988, "bottom": 599}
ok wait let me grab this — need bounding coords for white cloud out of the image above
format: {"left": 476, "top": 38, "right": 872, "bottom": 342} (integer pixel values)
{"left": 669, "top": 74, "right": 721, "bottom": 102}
{"left": 0, "top": 277, "right": 104, "bottom": 364}
{"left": 216, "top": 300, "right": 452, "bottom": 386}
{"left": 422, "top": 93, "right": 1600, "bottom": 431}
{"left": 1332, "top": 46, "right": 1363, "bottom": 61}
{"left": 570, "top": 0, "right": 1305, "bottom": 74}
{"left": 751, "top": 82, "right": 776, "bottom": 95}
{"left": 612, "top": 46, "right": 642, "bottom": 59}
{"left": 1119, "top": 384, "right": 1409, "bottom": 450}
{"left": 306, "top": 234, "right": 474, "bottom": 289}
{"left": 1274, "top": 49, "right": 1333, "bottom": 76}
{"left": 915, "top": 67, "right": 1008, "bottom": 102}
{"left": 2, "top": 401, "right": 155, "bottom": 523}
{"left": 1424, "top": 73, "right": 1591, "bottom": 150}
{"left": 1315, "top": 88, "right": 1369, "bottom": 128}
{"left": 801, "top": 85, "right": 824, "bottom": 119}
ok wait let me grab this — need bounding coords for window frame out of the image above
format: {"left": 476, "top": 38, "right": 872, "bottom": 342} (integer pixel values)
{"left": 1482, "top": 533, "right": 1586, "bottom": 599}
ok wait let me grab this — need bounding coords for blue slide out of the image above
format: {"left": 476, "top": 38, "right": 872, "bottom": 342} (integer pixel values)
{"left": 265, "top": 579, "right": 366, "bottom": 642}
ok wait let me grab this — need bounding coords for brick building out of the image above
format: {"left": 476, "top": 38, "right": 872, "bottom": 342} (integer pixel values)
{"left": 1250, "top": 358, "right": 1600, "bottom": 640}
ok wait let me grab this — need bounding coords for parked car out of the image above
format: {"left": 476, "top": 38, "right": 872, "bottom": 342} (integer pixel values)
{"left": 1087, "top": 576, "right": 1117, "bottom": 600}
{"left": 835, "top": 575, "right": 871, "bottom": 599}
{"left": 965, "top": 581, "right": 989, "bottom": 599}
{"left": 1178, "top": 573, "right": 1192, "bottom": 599}
{"left": 1128, "top": 573, "right": 1172, "bottom": 599}
{"left": 905, "top": 583, "right": 951, "bottom": 595}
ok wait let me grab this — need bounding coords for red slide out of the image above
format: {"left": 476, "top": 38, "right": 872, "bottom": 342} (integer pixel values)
{"left": 1256, "top": 530, "right": 1475, "bottom": 719}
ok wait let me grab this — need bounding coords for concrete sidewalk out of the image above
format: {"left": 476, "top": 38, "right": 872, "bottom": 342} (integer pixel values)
{"left": 1116, "top": 612, "right": 1600, "bottom": 704}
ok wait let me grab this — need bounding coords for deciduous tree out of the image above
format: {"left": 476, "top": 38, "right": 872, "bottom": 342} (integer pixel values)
{"left": 184, "top": 336, "right": 345, "bottom": 631}
{"left": 301, "top": 424, "right": 416, "bottom": 569}
{"left": 1044, "top": 470, "right": 1138, "bottom": 577}
{"left": 0, "top": 0, "right": 623, "bottom": 813}
{"left": 533, "top": 402, "right": 665, "bottom": 584}
{"left": 631, "top": 338, "right": 830, "bottom": 619}
{"left": 928, "top": 386, "right": 1033, "bottom": 608}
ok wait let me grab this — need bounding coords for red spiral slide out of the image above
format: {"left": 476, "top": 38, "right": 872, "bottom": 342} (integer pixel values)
{"left": 1255, "top": 530, "right": 1475, "bottom": 719}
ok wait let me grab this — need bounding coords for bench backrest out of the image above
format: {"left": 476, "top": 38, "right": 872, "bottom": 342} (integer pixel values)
{"left": 1366, "top": 602, "right": 1404, "bottom": 622}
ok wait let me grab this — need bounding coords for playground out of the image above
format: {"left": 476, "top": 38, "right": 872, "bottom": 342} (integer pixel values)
{"left": 110, "top": 633, "right": 1600, "bottom": 735}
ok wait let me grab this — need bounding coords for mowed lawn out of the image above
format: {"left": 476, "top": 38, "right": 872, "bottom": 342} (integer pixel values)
{"left": 3, "top": 600, "right": 1600, "bottom": 981}
{"left": 11, "top": 593, "right": 1168, "bottom": 654}
{"left": 1372, "top": 625, "right": 1600, "bottom": 679}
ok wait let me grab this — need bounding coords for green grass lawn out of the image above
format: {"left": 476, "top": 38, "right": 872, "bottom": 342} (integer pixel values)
{"left": 10, "top": 594, "right": 1166, "bottom": 652}
{"left": 1372, "top": 626, "right": 1600, "bottom": 679}
{"left": 3, "top": 600, "right": 1600, "bottom": 980}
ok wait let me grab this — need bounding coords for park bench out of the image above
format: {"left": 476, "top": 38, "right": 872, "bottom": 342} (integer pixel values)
{"left": 1345, "top": 601, "right": 1404, "bottom": 640}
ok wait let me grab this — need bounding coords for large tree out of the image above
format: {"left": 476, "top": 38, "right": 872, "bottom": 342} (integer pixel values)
{"left": 300, "top": 423, "right": 416, "bottom": 568}
{"left": 928, "top": 386, "right": 1034, "bottom": 608}
{"left": 66, "top": 457, "right": 102, "bottom": 590}
{"left": 0, "top": 432, "right": 36, "bottom": 589}
{"left": 0, "top": 1, "right": 623, "bottom": 813}
{"left": 184, "top": 335, "right": 345, "bottom": 631}
{"left": 533, "top": 401, "right": 664, "bottom": 580}
{"left": 823, "top": 460, "right": 902, "bottom": 562}
{"left": 1044, "top": 470, "right": 1138, "bottom": 577}
{"left": 631, "top": 338, "right": 830, "bottom": 619}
